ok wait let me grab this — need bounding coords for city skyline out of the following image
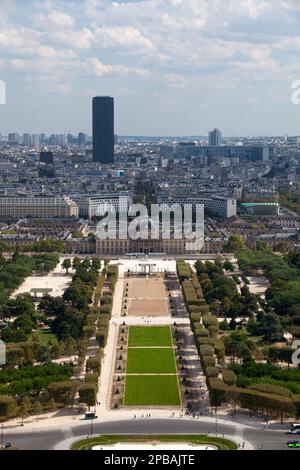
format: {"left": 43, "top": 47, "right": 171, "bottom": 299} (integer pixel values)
{"left": 1, "top": 0, "right": 300, "bottom": 136}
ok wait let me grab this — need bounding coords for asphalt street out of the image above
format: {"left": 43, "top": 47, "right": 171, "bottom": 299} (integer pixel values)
{"left": 2, "top": 419, "right": 297, "bottom": 451}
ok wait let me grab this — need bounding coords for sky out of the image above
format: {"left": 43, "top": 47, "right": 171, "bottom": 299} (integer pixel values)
{"left": 1, "top": 0, "right": 300, "bottom": 136}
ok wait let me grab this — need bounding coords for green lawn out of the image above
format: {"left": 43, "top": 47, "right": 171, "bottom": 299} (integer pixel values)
{"left": 126, "top": 348, "right": 176, "bottom": 374}
{"left": 36, "top": 329, "right": 58, "bottom": 345}
{"left": 128, "top": 326, "right": 172, "bottom": 347}
{"left": 124, "top": 375, "right": 181, "bottom": 406}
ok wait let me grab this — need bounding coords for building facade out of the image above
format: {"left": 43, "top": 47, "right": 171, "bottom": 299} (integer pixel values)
{"left": 92, "top": 96, "right": 114, "bottom": 164}
{"left": 0, "top": 196, "right": 79, "bottom": 219}
{"left": 76, "top": 192, "right": 133, "bottom": 219}
{"left": 156, "top": 194, "right": 237, "bottom": 218}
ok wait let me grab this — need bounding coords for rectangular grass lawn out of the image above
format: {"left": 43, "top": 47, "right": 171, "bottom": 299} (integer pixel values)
{"left": 128, "top": 326, "right": 172, "bottom": 347}
{"left": 36, "top": 329, "right": 58, "bottom": 345}
{"left": 124, "top": 375, "right": 181, "bottom": 406}
{"left": 126, "top": 348, "right": 176, "bottom": 374}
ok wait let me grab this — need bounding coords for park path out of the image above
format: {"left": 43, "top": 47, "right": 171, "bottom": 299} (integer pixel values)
{"left": 97, "top": 263, "right": 124, "bottom": 413}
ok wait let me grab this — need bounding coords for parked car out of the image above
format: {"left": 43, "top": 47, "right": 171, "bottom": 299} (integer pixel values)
{"left": 1, "top": 442, "right": 11, "bottom": 449}
{"left": 286, "top": 429, "right": 300, "bottom": 435}
{"left": 287, "top": 441, "right": 300, "bottom": 448}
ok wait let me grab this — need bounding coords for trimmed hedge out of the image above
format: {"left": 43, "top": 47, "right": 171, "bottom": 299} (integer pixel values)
{"left": 222, "top": 368, "right": 237, "bottom": 386}
{"left": 206, "top": 366, "right": 219, "bottom": 378}
{"left": 202, "top": 315, "right": 219, "bottom": 328}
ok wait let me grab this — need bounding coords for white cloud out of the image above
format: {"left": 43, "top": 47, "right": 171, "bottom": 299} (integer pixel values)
{"left": 52, "top": 28, "right": 94, "bottom": 49}
{"left": 86, "top": 56, "right": 150, "bottom": 78}
{"left": 93, "top": 26, "right": 155, "bottom": 51}
{"left": 3, "top": 0, "right": 300, "bottom": 134}
{"left": 38, "top": 9, "right": 75, "bottom": 28}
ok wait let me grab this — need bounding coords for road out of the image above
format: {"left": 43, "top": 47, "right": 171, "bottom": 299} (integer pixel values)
{"left": 2, "top": 419, "right": 295, "bottom": 451}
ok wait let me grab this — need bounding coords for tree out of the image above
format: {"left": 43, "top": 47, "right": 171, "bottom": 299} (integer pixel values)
{"left": 6, "top": 346, "right": 24, "bottom": 365}
{"left": 207, "top": 378, "right": 228, "bottom": 408}
{"left": 0, "top": 396, "right": 18, "bottom": 418}
{"left": 1, "top": 295, "right": 36, "bottom": 321}
{"left": 39, "top": 295, "right": 66, "bottom": 317}
{"left": 32, "top": 401, "right": 43, "bottom": 415}
{"left": 47, "top": 381, "right": 78, "bottom": 406}
{"left": 51, "top": 306, "right": 85, "bottom": 341}
{"left": 91, "top": 258, "right": 101, "bottom": 271}
{"left": 81, "top": 259, "right": 90, "bottom": 269}
{"left": 224, "top": 235, "right": 244, "bottom": 253}
{"left": 62, "top": 259, "right": 71, "bottom": 274}
{"left": 79, "top": 383, "right": 97, "bottom": 408}
{"left": 223, "top": 260, "right": 234, "bottom": 271}
{"left": 256, "top": 240, "right": 272, "bottom": 252}
{"left": 194, "top": 260, "right": 207, "bottom": 276}
{"left": 18, "top": 402, "right": 29, "bottom": 423}
{"left": 36, "top": 344, "right": 52, "bottom": 363}
{"left": 48, "top": 398, "right": 57, "bottom": 412}
{"left": 72, "top": 257, "right": 81, "bottom": 270}
{"left": 274, "top": 241, "right": 290, "bottom": 253}
{"left": 257, "top": 313, "right": 284, "bottom": 343}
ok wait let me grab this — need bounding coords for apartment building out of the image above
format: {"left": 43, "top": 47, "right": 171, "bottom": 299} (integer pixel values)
{"left": 157, "top": 194, "right": 237, "bottom": 218}
{"left": 75, "top": 192, "right": 133, "bottom": 219}
{"left": 0, "top": 196, "right": 79, "bottom": 219}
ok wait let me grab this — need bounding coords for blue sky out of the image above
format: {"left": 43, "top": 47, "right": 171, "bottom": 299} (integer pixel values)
{"left": 1, "top": 0, "right": 300, "bottom": 136}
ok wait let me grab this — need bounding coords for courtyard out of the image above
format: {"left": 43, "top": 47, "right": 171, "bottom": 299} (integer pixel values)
{"left": 124, "top": 276, "right": 169, "bottom": 317}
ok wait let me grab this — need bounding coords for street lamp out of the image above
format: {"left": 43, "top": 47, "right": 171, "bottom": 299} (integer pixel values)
{"left": 90, "top": 417, "right": 93, "bottom": 437}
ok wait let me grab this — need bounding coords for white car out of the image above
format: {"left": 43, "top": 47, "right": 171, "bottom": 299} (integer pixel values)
{"left": 287, "top": 429, "right": 300, "bottom": 435}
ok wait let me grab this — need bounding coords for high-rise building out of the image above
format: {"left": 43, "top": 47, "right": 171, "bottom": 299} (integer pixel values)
{"left": 92, "top": 96, "right": 114, "bottom": 164}
{"left": 23, "top": 133, "right": 32, "bottom": 146}
{"left": 78, "top": 132, "right": 87, "bottom": 146}
{"left": 32, "top": 134, "right": 40, "bottom": 147}
{"left": 8, "top": 133, "right": 20, "bottom": 146}
{"left": 208, "top": 128, "right": 222, "bottom": 147}
{"left": 40, "top": 151, "right": 54, "bottom": 164}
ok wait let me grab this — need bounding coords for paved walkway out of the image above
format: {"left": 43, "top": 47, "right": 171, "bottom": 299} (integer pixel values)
{"left": 97, "top": 263, "right": 125, "bottom": 412}
{"left": 11, "top": 256, "right": 75, "bottom": 298}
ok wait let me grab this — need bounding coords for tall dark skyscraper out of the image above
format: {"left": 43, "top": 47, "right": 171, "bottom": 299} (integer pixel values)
{"left": 92, "top": 96, "right": 114, "bottom": 164}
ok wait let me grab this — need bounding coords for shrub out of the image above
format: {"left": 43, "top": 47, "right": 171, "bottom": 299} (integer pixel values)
{"left": 96, "top": 328, "right": 108, "bottom": 347}
{"left": 207, "top": 378, "right": 228, "bottom": 407}
{"left": 83, "top": 325, "right": 96, "bottom": 338}
{"left": 85, "top": 373, "right": 99, "bottom": 384}
{"left": 249, "top": 383, "right": 293, "bottom": 398}
{"left": 79, "top": 383, "right": 97, "bottom": 407}
{"left": 199, "top": 345, "right": 214, "bottom": 357}
{"left": 189, "top": 312, "right": 201, "bottom": 323}
{"left": 47, "top": 381, "right": 78, "bottom": 406}
{"left": 222, "top": 368, "right": 237, "bottom": 386}
{"left": 201, "top": 355, "right": 216, "bottom": 369}
{"left": 86, "top": 355, "right": 101, "bottom": 374}
{"left": 0, "top": 396, "right": 18, "bottom": 418}
{"left": 206, "top": 366, "right": 219, "bottom": 378}
{"left": 188, "top": 305, "right": 202, "bottom": 314}
{"left": 100, "top": 305, "right": 111, "bottom": 315}
{"left": 196, "top": 337, "right": 215, "bottom": 346}
{"left": 194, "top": 326, "right": 209, "bottom": 337}
{"left": 202, "top": 315, "right": 219, "bottom": 328}
{"left": 214, "top": 340, "right": 225, "bottom": 361}
{"left": 100, "top": 296, "right": 112, "bottom": 305}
